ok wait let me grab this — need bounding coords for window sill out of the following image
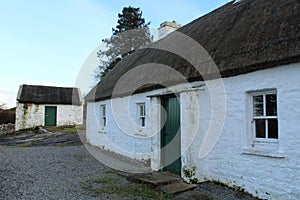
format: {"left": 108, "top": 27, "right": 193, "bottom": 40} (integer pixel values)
{"left": 135, "top": 129, "right": 147, "bottom": 137}
{"left": 98, "top": 129, "right": 106, "bottom": 134}
{"left": 254, "top": 138, "right": 278, "bottom": 143}
{"left": 242, "top": 148, "right": 285, "bottom": 158}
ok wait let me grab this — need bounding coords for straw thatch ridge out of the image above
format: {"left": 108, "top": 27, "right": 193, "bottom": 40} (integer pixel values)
{"left": 86, "top": 0, "right": 300, "bottom": 102}
{"left": 17, "top": 85, "right": 82, "bottom": 105}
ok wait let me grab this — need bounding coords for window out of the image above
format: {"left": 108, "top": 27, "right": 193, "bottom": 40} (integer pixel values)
{"left": 100, "top": 105, "right": 106, "bottom": 128}
{"left": 137, "top": 103, "right": 146, "bottom": 127}
{"left": 252, "top": 91, "right": 278, "bottom": 140}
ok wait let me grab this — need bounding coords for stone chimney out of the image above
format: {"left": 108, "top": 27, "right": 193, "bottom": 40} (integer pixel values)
{"left": 158, "top": 21, "right": 181, "bottom": 39}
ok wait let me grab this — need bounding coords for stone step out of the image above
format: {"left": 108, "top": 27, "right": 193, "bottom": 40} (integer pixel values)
{"left": 128, "top": 172, "right": 198, "bottom": 195}
{"left": 128, "top": 172, "right": 180, "bottom": 186}
{"left": 160, "top": 181, "right": 197, "bottom": 194}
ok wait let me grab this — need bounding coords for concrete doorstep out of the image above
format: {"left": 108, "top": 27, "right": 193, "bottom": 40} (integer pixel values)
{"left": 128, "top": 172, "right": 197, "bottom": 194}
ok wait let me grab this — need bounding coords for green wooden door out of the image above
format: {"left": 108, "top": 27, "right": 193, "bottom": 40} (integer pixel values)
{"left": 45, "top": 106, "right": 57, "bottom": 126}
{"left": 161, "top": 95, "right": 181, "bottom": 174}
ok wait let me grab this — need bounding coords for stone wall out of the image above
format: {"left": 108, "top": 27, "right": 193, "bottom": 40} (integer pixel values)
{"left": 0, "top": 123, "right": 15, "bottom": 135}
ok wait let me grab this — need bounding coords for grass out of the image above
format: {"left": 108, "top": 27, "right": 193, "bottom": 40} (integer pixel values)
{"left": 50, "top": 143, "right": 83, "bottom": 147}
{"left": 44, "top": 123, "right": 87, "bottom": 133}
{"left": 44, "top": 126, "right": 78, "bottom": 133}
{"left": 80, "top": 169, "right": 172, "bottom": 199}
{"left": 0, "top": 136, "right": 17, "bottom": 141}
{"left": 16, "top": 140, "right": 39, "bottom": 148}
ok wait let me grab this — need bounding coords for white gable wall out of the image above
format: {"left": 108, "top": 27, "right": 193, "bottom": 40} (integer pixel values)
{"left": 86, "top": 62, "right": 300, "bottom": 199}
{"left": 15, "top": 103, "right": 83, "bottom": 131}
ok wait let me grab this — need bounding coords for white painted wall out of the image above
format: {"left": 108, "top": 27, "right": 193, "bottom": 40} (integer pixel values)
{"left": 182, "top": 63, "right": 300, "bottom": 200}
{"left": 86, "top": 94, "right": 153, "bottom": 161}
{"left": 86, "top": 82, "right": 203, "bottom": 162}
{"left": 86, "top": 63, "right": 300, "bottom": 199}
{"left": 15, "top": 103, "right": 83, "bottom": 131}
{"left": 15, "top": 103, "right": 44, "bottom": 130}
{"left": 56, "top": 105, "right": 83, "bottom": 126}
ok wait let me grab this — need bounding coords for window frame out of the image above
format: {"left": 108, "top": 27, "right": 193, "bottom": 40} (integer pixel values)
{"left": 100, "top": 104, "right": 106, "bottom": 128}
{"left": 249, "top": 89, "right": 278, "bottom": 143}
{"left": 137, "top": 103, "right": 146, "bottom": 127}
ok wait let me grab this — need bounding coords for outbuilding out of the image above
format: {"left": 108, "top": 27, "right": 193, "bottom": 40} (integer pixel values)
{"left": 85, "top": 0, "right": 300, "bottom": 199}
{"left": 16, "top": 84, "right": 83, "bottom": 131}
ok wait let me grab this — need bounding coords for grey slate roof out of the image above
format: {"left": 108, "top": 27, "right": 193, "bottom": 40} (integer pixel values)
{"left": 86, "top": 0, "right": 300, "bottom": 102}
{"left": 17, "top": 85, "right": 82, "bottom": 105}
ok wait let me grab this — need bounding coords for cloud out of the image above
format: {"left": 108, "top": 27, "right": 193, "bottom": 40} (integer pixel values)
{"left": 0, "top": 88, "right": 17, "bottom": 108}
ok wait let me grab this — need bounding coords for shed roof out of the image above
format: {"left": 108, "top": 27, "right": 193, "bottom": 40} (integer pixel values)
{"left": 86, "top": 0, "right": 300, "bottom": 102}
{"left": 17, "top": 85, "right": 82, "bottom": 105}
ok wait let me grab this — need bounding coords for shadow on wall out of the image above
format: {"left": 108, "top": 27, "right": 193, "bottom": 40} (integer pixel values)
{"left": 0, "top": 107, "right": 16, "bottom": 124}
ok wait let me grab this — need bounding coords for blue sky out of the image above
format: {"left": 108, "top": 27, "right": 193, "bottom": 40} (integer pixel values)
{"left": 0, "top": 0, "right": 231, "bottom": 108}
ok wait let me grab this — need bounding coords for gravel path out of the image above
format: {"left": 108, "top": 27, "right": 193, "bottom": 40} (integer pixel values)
{"left": 0, "top": 144, "right": 259, "bottom": 200}
{"left": 0, "top": 146, "right": 111, "bottom": 199}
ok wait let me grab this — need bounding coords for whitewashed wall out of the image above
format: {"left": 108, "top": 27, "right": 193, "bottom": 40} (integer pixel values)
{"left": 182, "top": 63, "right": 300, "bottom": 200}
{"left": 56, "top": 105, "right": 83, "bottom": 126}
{"left": 86, "top": 63, "right": 300, "bottom": 199}
{"left": 86, "top": 82, "right": 202, "bottom": 162}
{"left": 86, "top": 94, "right": 153, "bottom": 161}
{"left": 15, "top": 103, "right": 83, "bottom": 131}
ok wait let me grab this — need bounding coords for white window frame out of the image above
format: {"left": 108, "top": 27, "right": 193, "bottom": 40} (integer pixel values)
{"left": 249, "top": 89, "right": 278, "bottom": 143}
{"left": 137, "top": 103, "right": 146, "bottom": 127}
{"left": 243, "top": 89, "right": 285, "bottom": 158}
{"left": 100, "top": 104, "right": 106, "bottom": 128}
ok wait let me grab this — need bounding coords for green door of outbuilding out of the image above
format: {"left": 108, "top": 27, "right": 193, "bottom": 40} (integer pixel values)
{"left": 161, "top": 95, "right": 181, "bottom": 174}
{"left": 45, "top": 106, "right": 57, "bottom": 126}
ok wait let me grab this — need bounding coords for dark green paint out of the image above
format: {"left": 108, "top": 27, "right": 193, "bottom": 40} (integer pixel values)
{"left": 45, "top": 106, "right": 57, "bottom": 126}
{"left": 161, "top": 95, "right": 181, "bottom": 174}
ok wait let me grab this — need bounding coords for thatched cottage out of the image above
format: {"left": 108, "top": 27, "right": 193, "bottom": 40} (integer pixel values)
{"left": 16, "top": 85, "right": 83, "bottom": 131}
{"left": 85, "top": 0, "right": 300, "bottom": 199}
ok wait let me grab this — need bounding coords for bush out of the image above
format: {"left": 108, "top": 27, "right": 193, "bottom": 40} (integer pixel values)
{"left": 0, "top": 107, "right": 16, "bottom": 124}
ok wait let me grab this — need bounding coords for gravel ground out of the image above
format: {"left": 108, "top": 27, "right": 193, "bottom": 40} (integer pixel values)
{"left": 0, "top": 129, "right": 260, "bottom": 200}
{"left": 0, "top": 146, "right": 110, "bottom": 199}
{"left": 0, "top": 145, "right": 260, "bottom": 200}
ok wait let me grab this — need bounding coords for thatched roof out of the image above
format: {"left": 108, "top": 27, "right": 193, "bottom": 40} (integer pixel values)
{"left": 86, "top": 0, "right": 300, "bottom": 102}
{"left": 17, "top": 85, "right": 82, "bottom": 105}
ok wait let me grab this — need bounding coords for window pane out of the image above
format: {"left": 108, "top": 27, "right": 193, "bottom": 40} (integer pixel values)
{"left": 266, "top": 94, "right": 277, "bottom": 116}
{"left": 255, "top": 119, "right": 266, "bottom": 138}
{"left": 141, "top": 117, "right": 145, "bottom": 127}
{"left": 102, "top": 106, "right": 106, "bottom": 116}
{"left": 268, "top": 119, "right": 278, "bottom": 139}
{"left": 138, "top": 104, "right": 146, "bottom": 117}
{"left": 253, "top": 95, "right": 263, "bottom": 116}
{"left": 139, "top": 105, "right": 144, "bottom": 116}
{"left": 103, "top": 117, "right": 106, "bottom": 127}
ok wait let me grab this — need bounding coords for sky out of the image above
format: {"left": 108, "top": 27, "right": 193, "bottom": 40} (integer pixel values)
{"left": 0, "top": 0, "right": 232, "bottom": 108}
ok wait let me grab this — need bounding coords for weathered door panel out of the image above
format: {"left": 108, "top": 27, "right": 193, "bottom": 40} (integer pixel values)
{"left": 161, "top": 95, "right": 181, "bottom": 174}
{"left": 45, "top": 106, "right": 57, "bottom": 126}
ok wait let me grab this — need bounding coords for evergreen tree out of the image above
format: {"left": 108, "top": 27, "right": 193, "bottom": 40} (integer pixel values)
{"left": 95, "top": 6, "right": 151, "bottom": 80}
